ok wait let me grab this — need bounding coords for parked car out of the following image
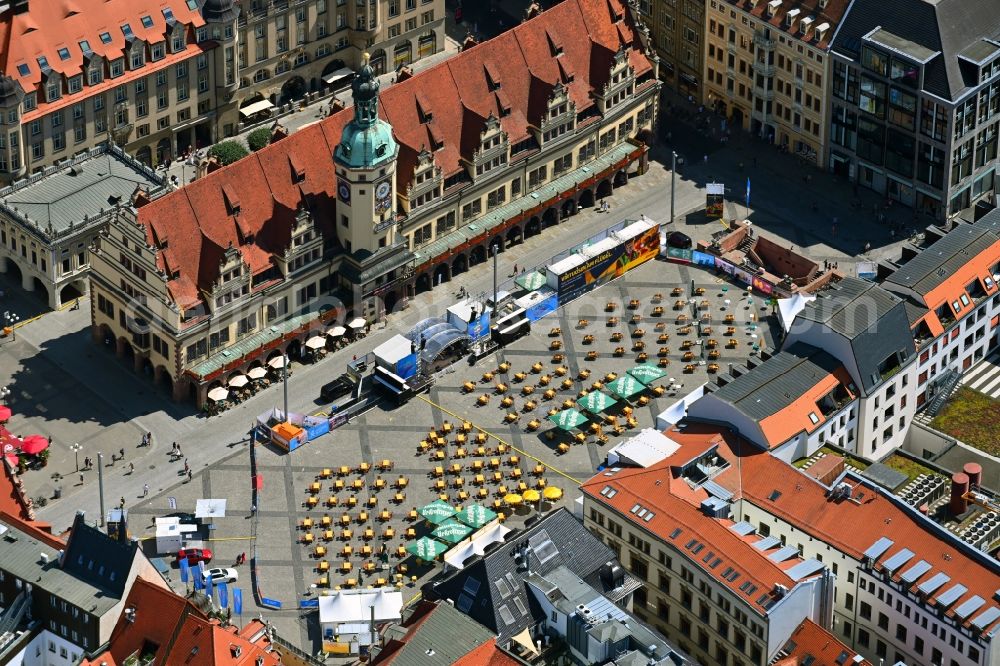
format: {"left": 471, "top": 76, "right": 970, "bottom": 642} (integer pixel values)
{"left": 175, "top": 548, "right": 213, "bottom": 566}
{"left": 320, "top": 374, "right": 356, "bottom": 403}
{"left": 202, "top": 567, "right": 238, "bottom": 584}
{"left": 667, "top": 231, "right": 693, "bottom": 249}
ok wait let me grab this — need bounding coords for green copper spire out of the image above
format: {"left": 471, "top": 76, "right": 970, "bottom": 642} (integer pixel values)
{"left": 335, "top": 52, "right": 397, "bottom": 169}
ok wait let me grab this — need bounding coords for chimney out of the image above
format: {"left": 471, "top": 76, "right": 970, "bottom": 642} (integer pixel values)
{"left": 785, "top": 8, "right": 800, "bottom": 29}
{"left": 766, "top": 0, "right": 781, "bottom": 18}
{"left": 818, "top": 0, "right": 829, "bottom": 8}
{"left": 963, "top": 462, "right": 982, "bottom": 488}
{"left": 950, "top": 472, "right": 969, "bottom": 516}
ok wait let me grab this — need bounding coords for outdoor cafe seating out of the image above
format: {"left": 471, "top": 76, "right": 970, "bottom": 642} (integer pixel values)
{"left": 607, "top": 317, "right": 619, "bottom": 327}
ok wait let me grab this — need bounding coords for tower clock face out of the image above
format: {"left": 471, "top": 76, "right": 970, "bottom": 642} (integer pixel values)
{"left": 337, "top": 179, "right": 351, "bottom": 204}
{"left": 374, "top": 179, "right": 392, "bottom": 214}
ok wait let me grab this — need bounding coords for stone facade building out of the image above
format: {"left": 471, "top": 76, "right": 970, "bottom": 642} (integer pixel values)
{"left": 0, "top": 0, "right": 444, "bottom": 181}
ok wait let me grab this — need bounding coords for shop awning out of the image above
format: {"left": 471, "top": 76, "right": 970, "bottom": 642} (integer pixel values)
{"left": 239, "top": 99, "right": 274, "bottom": 117}
{"left": 322, "top": 67, "right": 355, "bottom": 86}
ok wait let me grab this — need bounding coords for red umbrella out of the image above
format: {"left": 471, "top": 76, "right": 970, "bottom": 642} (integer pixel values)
{"left": 0, "top": 406, "right": 11, "bottom": 422}
{"left": 20, "top": 435, "right": 48, "bottom": 455}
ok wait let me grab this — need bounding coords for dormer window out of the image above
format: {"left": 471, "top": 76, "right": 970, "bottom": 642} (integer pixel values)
{"left": 36, "top": 55, "right": 50, "bottom": 72}
{"left": 99, "top": 31, "right": 112, "bottom": 45}
{"left": 46, "top": 79, "right": 62, "bottom": 102}
{"left": 546, "top": 30, "right": 563, "bottom": 57}
{"left": 130, "top": 45, "right": 145, "bottom": 69}
{"left": 121, "top": 23, "right": 134, "bottom": 39}
{"left": 484, "top": 62, "right": 501, "bottom": 92}
{"left": 415, "top": 91, "right": 432, "bottom": 124}
{"left": 162, "top": 7, "right": 175, "bottom": 21}
{"left": 57, "top": 47, "right": 71, "bottom": 62}
{"left": 222, "top": 184, "right": 241, "bottom": 215}
{"left": 141, "top": 15, "right": 154, "bottom": 29}
{"left": 171, "top": 25, "right": 186, "bottom": 53}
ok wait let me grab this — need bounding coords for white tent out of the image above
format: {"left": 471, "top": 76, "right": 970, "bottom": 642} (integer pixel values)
{"left": 372, "top": 334, "right": 413, "bottom": 367}
{"left": 654, "top": 383, "right": 707, "bottom": 430}
{"left": 607, "top": 428, "right": 681, "bottom": 468}
{"left": 443, "top": 521, "right": 511, "bottom": 570}
{"left": 195, "top": 498, "right": 227, "bottom": 519}
{"left": 778, "top": 292, "right": 816, "bottom": 332}
{"left": 318, "top": 589, "right": 403, "bottom": 626}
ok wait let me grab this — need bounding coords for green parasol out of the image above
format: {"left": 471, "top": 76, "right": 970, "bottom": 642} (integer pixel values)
{"left": 548, "top": 408, "right": 588, "bottom": 431}
{"left": 577, "top": 390, "right": 618, "bottom": 414}
{"left": 406, "top": 536, "right": 447, "bottom": 560}
{"left": 606, "top": 375, "right": 645, "bottom": 400}
{"left": 627, "top": 363, "right": 668, "bottom": 385}
{"left": 418, "top": 499, "right": 457, "bottom": 525}
{"left": 454, "top": 503, "right": 498, "bottom": 529}
{"left": 431, "top": 518, "right": 474, "bottom": 544}
{"left": 514, "top": 271, "right": 546, "bottom": 291}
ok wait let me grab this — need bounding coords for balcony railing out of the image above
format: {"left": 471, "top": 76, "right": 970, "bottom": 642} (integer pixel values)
{"left": 754, "top": 34, "right": 775, "bottom": 49}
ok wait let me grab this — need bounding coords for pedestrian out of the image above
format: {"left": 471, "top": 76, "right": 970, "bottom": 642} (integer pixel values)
{"left": 120, "top": 496, "right": 126, "bottom": 508}
{"left": 183, "top": 458, "right": 189, "bottom": 473}
{"left": 251, "top": 504, "right": 257, "bottom": 515}
{"left": 864, "top": 242, "right": 871, "bottom": 253}
{"left": 79, "top": 472, "right": 84, "bottom": 485}
{"left": 187, "top": 469, "right": 193, "bottom": 482}
{"left": 128, "top": 462, "right": 134, "bottom": 474}
{"left": 512, "top": 263, "right": 518, "bottom": 273}
{"left": 119, "top": 447, "right": 125, "bottom": 460}
{"left": 143, "top": 483, "right": 149, "bottom": 497}
{"left": 146, "top": 431, "right": 152, "bottom": 446}
{"left": 241, "top": 551, "right": 246, "bottom": 564}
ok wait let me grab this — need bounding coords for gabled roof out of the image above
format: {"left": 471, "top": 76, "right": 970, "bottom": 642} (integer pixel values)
{"left": 709, "top": 428, "right": 1000, "bottom": 638}
{"left": 85, "top": 578, "right": 279, "bottom": 666}
{"left": 1, "top": 0, "right": 207, "bottom": 119}
{"left": 722, "top": 0, "right": 852, "bottom": 51}
{"left": 452, "top": 639, "right": 525, "bottom": 666}
{"left": 794, "top": 276, "right": 905, "bottom": 340}
{"left": 581, "top": 426, "right": 820, "bottom": 616}
{"left": 371, "top": 600, "right": 495, "bottom": 666}
{"left": 709, "top": 342, "right": 846, "bottom": 420}
{"left": 775, "top": 618, "right": 872, "bottom": 666}
{"left": 134, "top": 0, "right": 653, "bottom": 310}
{"left": 830, "top": 0, "right": 1000, "bottom": 100}
{"left": 61, "top": 512, "right": 138, "bottom": 599}
{"left": 432, "top": 508, "right": 630, "bottom": 644}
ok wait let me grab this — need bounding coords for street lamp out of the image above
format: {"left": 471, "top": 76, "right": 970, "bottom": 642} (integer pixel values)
{"left": 3, "top": 311, "right": 19, "bottom": 341}
{"left": 670, "top": 151, "right": 677, "bottom": 225}
{"left": 70, "top": 443, "right": 82, "bottom": 472}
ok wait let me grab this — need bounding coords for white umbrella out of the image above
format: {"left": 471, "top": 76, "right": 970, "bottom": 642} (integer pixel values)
{"left": 348, "top": 317, "right": 366, "bottom": 330}
{"left": 228, "top": 375, "right": 249, "bottom": 388}
{"left": 247, "top": 367, "right": 268, "bottom": 380}
{"left": 207, "top": 387, "right": 230, "bottom": 402}
{"left": 328, "top": 326, "right": 347, "bottom": 337}
{"left": 306, "top": 336, "right": 326, "bottom": 350}
{"left": 268, "top": 355, "right": 287, "bottom": 369}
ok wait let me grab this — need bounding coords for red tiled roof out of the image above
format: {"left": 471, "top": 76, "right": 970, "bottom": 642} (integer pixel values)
{"left": 1, "top": 0, "right": 206, "bottom": 121}
{"left": 758, "top": 367, "right": 855, "bottom": 447}
{"left": 778, "top": 618, "right": 872, "bottom": 666}
{"left": 452, "top": 639, "right": 523, "bottom": 666}
{"left": 912, "top": 237, "right": 1000, "bottom": 334}
{"left": 85, "top": 579, "right": 279, "bottom": 666}
{"left": 135, "top": 0, "right": 653, "bottom": 309}
{"left": 719, "top": 0, "right": 852, "bottom": 50}
{"left": 675, "top": 426, "right": 1000, "bottom": 637}
{"left": 0, "top": 461, "right": 58, "bottom": 543}
{"left": 582, "top": 428, "right": 813, "bottom": 615}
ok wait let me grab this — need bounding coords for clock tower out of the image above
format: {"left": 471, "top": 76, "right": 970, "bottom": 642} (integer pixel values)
{"left": 334, "top": 52, "right": 399, "bottom": 255}
{"left": 334, "top": 53, "right": 412, "bottom": 320}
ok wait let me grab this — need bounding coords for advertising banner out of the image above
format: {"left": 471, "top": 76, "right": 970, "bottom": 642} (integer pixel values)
{"left": 466, "top": 311, "right": 491, "bottom": 340}
{"left": 715, "top": 257, "right": 735, "bottom": 274}
{"left": 691, "top": 250, "right": 716, "bottom": 267}
{"left": 706, "top": 183, "right": 725, "bottom": 218}
{"left": 732, "top": 266, "right": 754, "bottom": 286}
{"left": 751, "top": 276, "right": 774, "bottom": 295}
{"left": 395, "top": 351, "right": 419, "bottom": 379}
{"left": 665, "top": 247, "right": 692, "bottom": 263}
{"left": 526, "top": 291, "right": 559, "bottom": 321}
{"left": 556, "top": 225, "right": 660, "bottom": 301}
